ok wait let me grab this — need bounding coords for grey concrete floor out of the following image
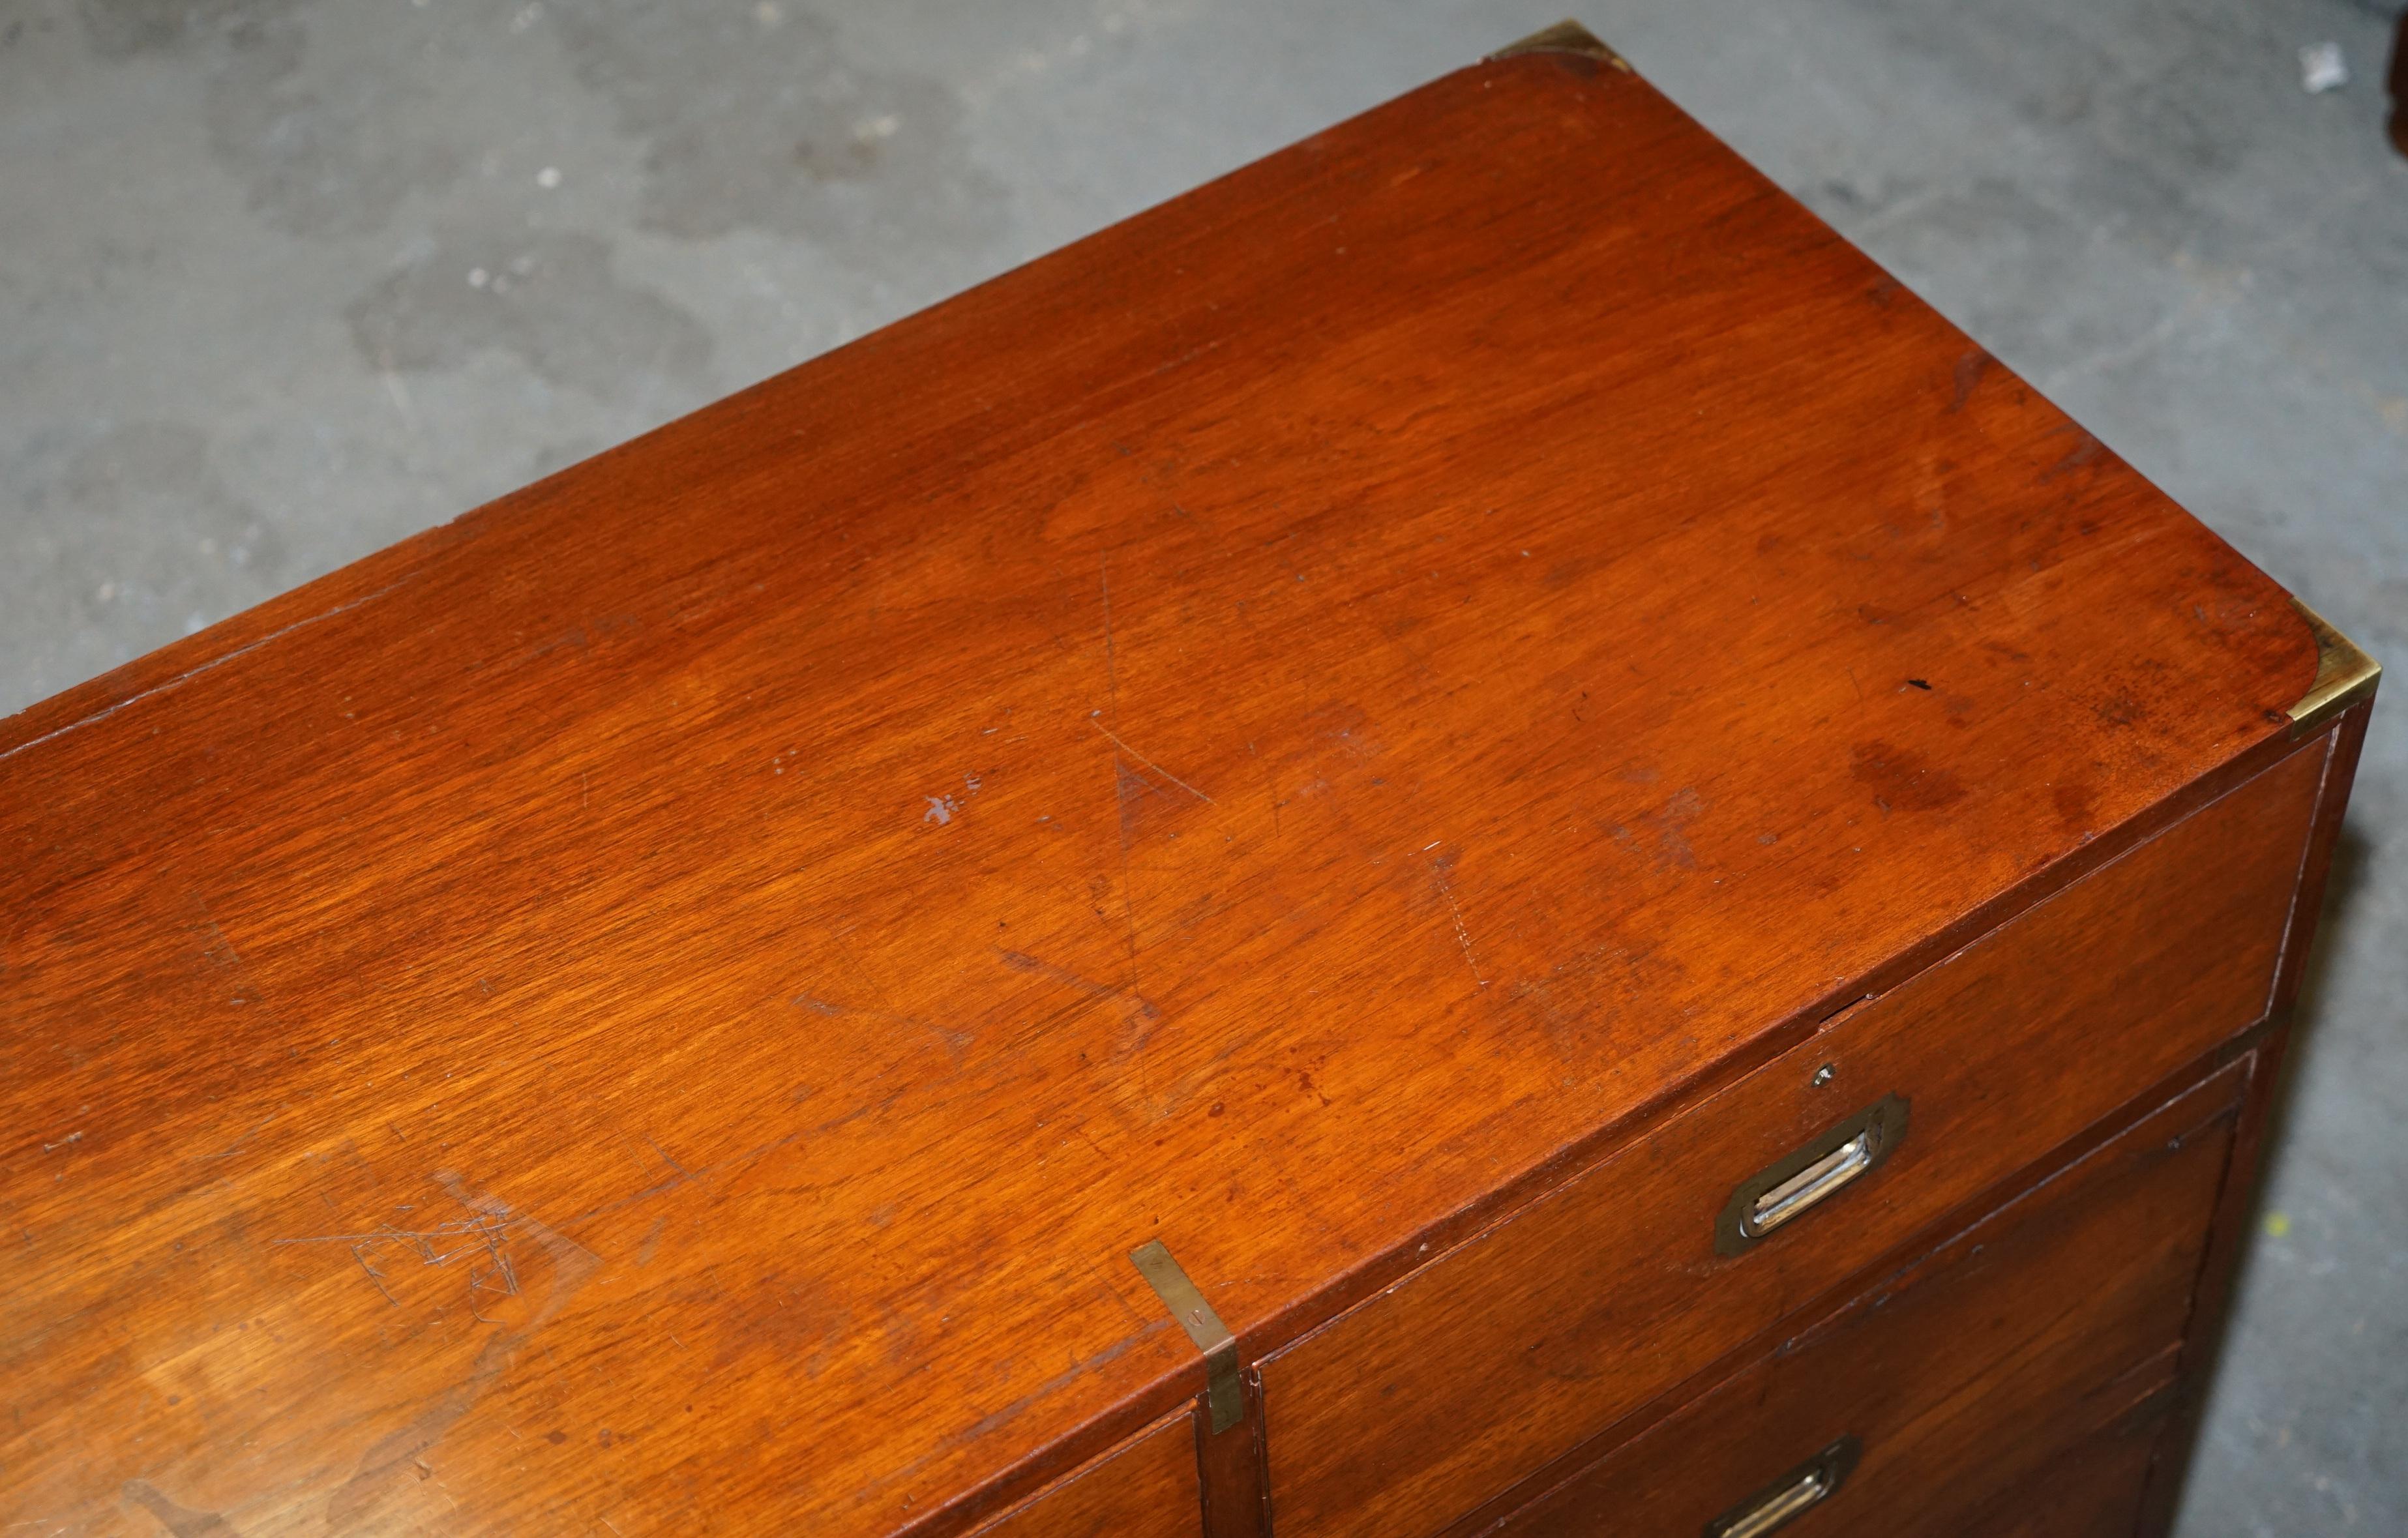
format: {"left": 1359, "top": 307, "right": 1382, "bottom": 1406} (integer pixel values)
{"left": 2, "top": 0, "right": 2401, "bottom": 1531}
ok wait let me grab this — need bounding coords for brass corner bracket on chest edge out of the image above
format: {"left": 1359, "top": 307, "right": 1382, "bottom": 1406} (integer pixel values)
{"left": 2288, "top": 598, "right": 2383, "bottom": 739}
{"left": 1129, "top": 1239, "right": 1245, "bottom": 1434}
{"left": 1487, "top": 20, "right": 1633, "bottom": 71}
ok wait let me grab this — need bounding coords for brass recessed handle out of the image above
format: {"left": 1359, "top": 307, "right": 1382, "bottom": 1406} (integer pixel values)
{"left": 1716, "top": 1096, "right": 1909, "bottom": 1255}
{"left": 1751, "top": 1129, "right": 1875, "bottom": 1232}
{"left": 1705, "top": 1435, "right": 1862, "bottom": 1538}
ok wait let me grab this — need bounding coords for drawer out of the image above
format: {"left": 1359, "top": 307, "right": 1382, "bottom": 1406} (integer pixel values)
{"left": 1260, "top": 742, "right": 2321, "bottom": 1538}
{"left": 1488, "top": 1060, "right": 2242, "bottom": 1537}
{"left": 1945, "top": 1383, "right": 2175, "bottom": 1538}
{"left": 969, "top": 1408, "right": 1197, "bottom": 1538}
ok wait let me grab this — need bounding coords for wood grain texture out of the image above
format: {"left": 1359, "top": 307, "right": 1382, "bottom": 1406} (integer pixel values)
{"left": 969, "top": 1410, "right": 1197, "bottom": 1538}
{"left": 1260, "top": 741, "right": 2319, "bottom": 1538}
{"left": 1487, "top": 1061, "right": 2244, "bottom": 1537}
{"left": 0, "top": 42, "right": 2328, "bottom": 1538}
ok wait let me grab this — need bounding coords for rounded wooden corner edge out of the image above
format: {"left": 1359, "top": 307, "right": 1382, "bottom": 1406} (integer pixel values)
{"left": 2287, "top": 597, "right": 2382, "bottom": 739}
{"left": 1485, "top": 20, "right": 1632, "bottom": 72}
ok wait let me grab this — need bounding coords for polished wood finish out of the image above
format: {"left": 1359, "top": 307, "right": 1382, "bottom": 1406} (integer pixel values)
{"left": 971, "top": 1411, "right": 1197, "bottom": 1538}
{"left": 0, "top": 31, "right": 2362, "bottom": 1538}
{"left": 1261, "top": 743, "right": 2316, "bottom": 1538}
{"left": 1487, "top": 1063, "right": 2244, "bottom": 1537}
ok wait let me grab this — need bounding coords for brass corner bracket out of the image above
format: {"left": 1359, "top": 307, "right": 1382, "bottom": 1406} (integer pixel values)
{"left": 1487, "top": 20, "right": 1632, "bottom": 71}
{"left": 2287, "top": 598, "right": 2382, "bottom": 739}
{"left": 1128, "top": 1239, "right": 1245, "bottom": 1434}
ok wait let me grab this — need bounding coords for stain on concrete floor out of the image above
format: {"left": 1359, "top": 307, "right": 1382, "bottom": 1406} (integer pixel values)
{"left": 548, "top": 0, "right": 1004, "bottom": 246}
{"left": 349, "top": 226, "right": 713, "bottom": 396}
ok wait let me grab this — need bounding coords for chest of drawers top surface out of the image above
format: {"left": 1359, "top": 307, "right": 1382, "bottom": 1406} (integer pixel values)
{"left": 0, "top": 33, "right": 2345, "bottom": 1538}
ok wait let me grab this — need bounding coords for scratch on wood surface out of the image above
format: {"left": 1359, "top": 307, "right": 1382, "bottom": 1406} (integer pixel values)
{"left": 121, "top": 1481, "right": 238, "bottom": 1538}
{"left": 351, "top": 1245, "right": 401, "bottom": 1309}
{"left": 1092, "top": 552, "right": 1157, "bottom": 1095}
{"left": 1251, "top": 740, "right": 1281, "bottom": 833}
{"left": 791, "top": 994, "right": 975, "bottom": 1063}
{"left": 1092, "top": 720, "right": 1215, "bottom": 804}
{"left": 1099, "top": 552, "right": 1120, "bottom": 728}
{"left": 280, "top": 1211, "right": 524, "bottom": 1314}
{"left": 1062, "top": 1117, "right": 1114, "bottom": 1166}
{"left": 0, "top": 574, "right": 420, "bottom": 765}
{"left": 1431, "top": 856, "right": 1488, "bottom": 988}
{"left": 325, "top": 1174, "right": 600, "bottom": 1524}
{"left": 183, "top": 897, "right": 271, "bottom": 1012}
{"left": 998, "top": 950, "right": 1162, "bottom": 1035}
{"left": 642, "top": 1135, "right": 692, "bottom": 1181}
{"left": 996, "top": 943, "right": 1165, "bottom": 1078}
{"left": 188, "top": 1115, "right": 275, "bottom": 1162}
{"left": 1109, "top": 786, "right": 1145, "bottom": 1046}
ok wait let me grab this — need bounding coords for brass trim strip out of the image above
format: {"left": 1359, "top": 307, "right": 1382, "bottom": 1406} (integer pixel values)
{"left": 2287, "top": 598, "right": 2381, "bottom": 739}
{"left": 1487, "top": 20, "right": 1632, "bottom": 70}
{"left": 1129, "top": 1239, "right": 1245, "bottom": 1434}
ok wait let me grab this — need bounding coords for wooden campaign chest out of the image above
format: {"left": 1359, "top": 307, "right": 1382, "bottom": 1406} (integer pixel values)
{"left": 0, "top": 21, "right": 2382, "bottom": 1538}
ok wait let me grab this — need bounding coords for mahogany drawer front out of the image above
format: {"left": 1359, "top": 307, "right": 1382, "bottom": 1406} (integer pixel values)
{"left": 1489, "top": 1061, "right": 2242, "bottom": 1538}
{"left": 968, "top": 1409, "right": 1197, "bottom": 1538}
{"left": 1945, "top": 1386, "right": 2177, "bottom": 1538}
{"left": 1945, "top": 1383, "right": 2175, "bottom": 1538}
{"left": 1260, "top": 742, "right": 2322, "bottom": 1538}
